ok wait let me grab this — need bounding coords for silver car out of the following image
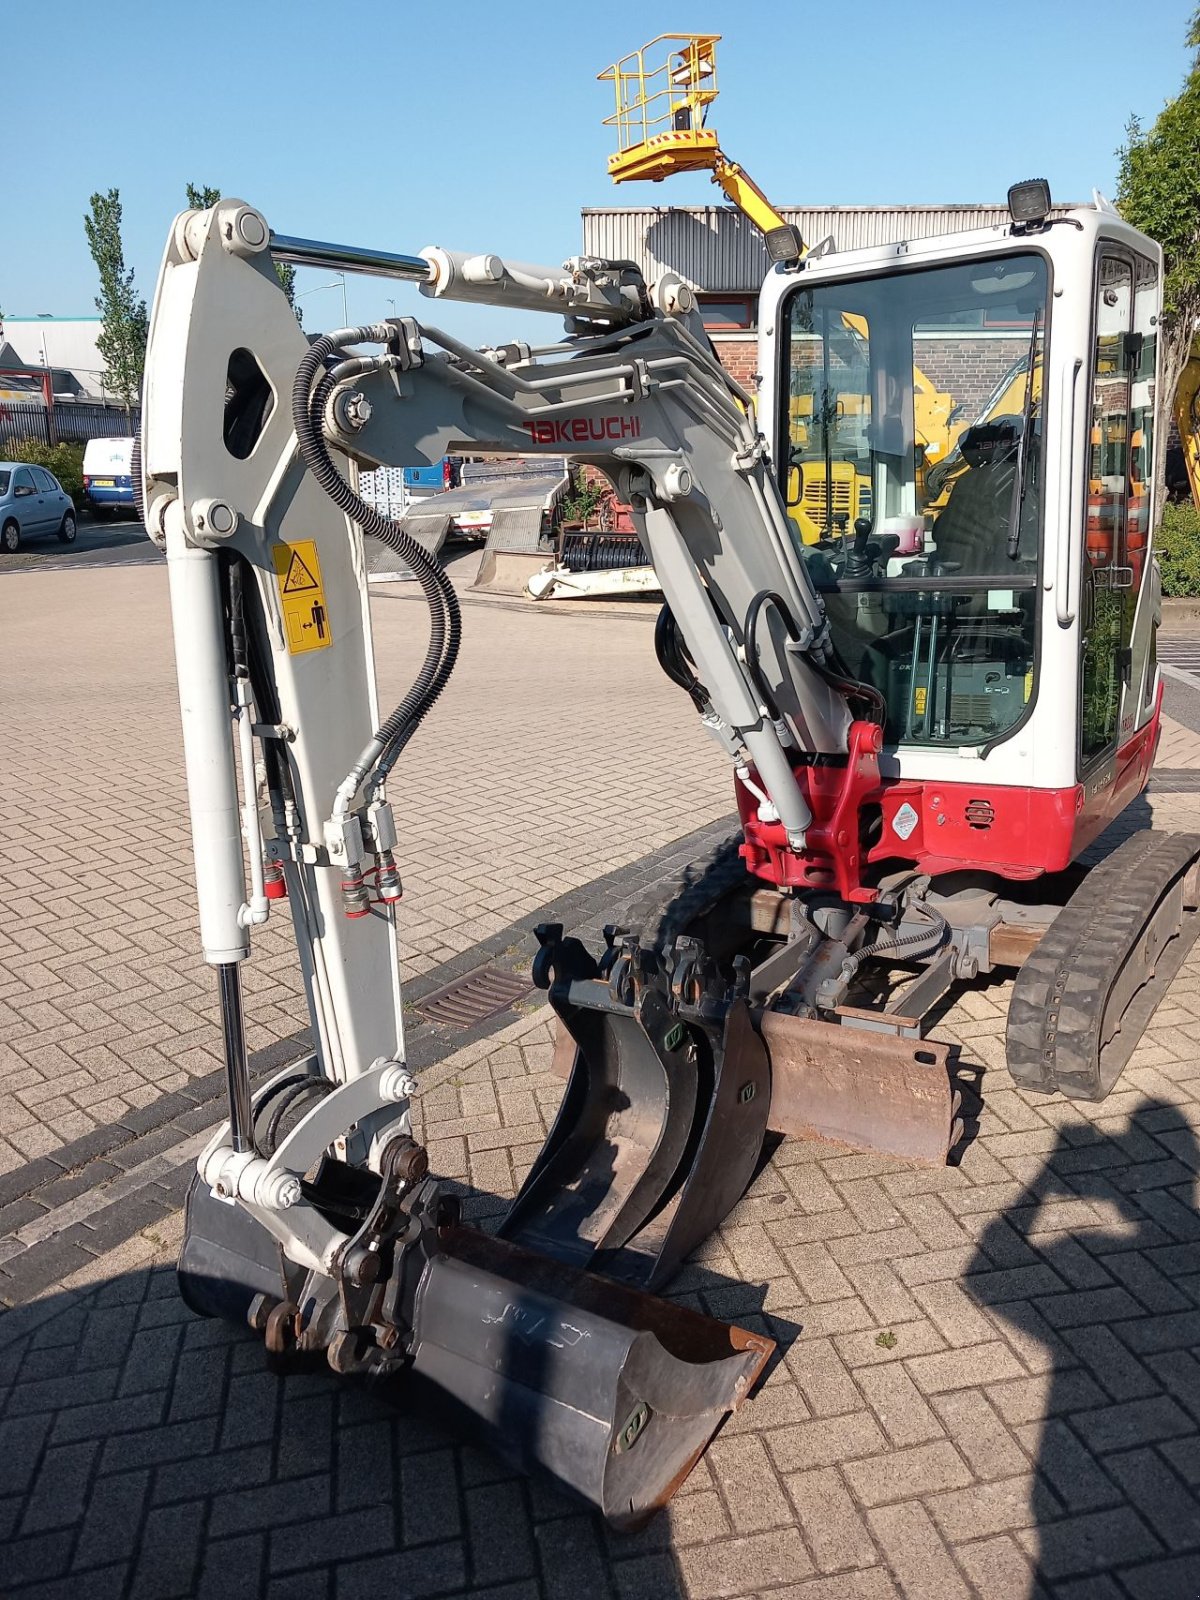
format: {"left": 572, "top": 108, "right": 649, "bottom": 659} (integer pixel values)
{"left": 0, "top": 462, "right": 77, "bottom": 553}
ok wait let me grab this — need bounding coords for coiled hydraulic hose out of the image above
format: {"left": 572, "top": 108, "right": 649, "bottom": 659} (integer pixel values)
{"left": 839, "top": 899, "right": 949, "bottom": 987}
{"left": 292, "top": 329, "right": 461, "bottom": 808}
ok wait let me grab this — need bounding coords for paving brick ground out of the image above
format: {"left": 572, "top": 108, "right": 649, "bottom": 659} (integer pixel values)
{"left": 8, "top": 552, "right": 1200, "bottom": 1596}
{"left": 1152, "top": 713, "right": 1200, "bottom": 770}
{"left": 0, "top": 560, "right": 729, "bottom": 1168}
{"left": 9, "top": 957, "right": 1200, "bottom": 1600}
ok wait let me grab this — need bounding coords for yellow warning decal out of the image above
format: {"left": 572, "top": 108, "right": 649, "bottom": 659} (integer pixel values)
{"left": 914, "top": 686, "right": 927, "bottom": 716}
{"left": 1024, "top": 669, "right": 1033, "bottom": 703}
{"left": 271, "top": 540, "right": 333, "bottom": 654}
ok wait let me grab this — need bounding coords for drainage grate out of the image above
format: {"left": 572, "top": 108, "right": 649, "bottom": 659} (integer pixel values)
{"left": 416, "top": 965, "right": 534, "bottom": 1028}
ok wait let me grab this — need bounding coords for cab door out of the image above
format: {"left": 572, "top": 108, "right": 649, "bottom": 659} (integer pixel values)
{"left": 1079, "top": 253, "right": 1135, "bottom": 776}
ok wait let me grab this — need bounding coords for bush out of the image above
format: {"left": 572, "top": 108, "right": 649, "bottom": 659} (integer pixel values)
{"left": 1157, "top": 500, "right": 1200, "bottom": 596}
{"left": 6, "top": 438, "right": 87, "bottom": 508}
{"left": 559, "top": 472, "right": 609, "bottom": 525}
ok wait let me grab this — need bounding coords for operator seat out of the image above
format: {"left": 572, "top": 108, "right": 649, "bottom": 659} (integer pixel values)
{"left": 931, "top": 417, "right": 1024, "bottom": 576}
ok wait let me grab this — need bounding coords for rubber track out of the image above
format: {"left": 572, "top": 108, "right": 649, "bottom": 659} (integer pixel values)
{"left": 616, "top": 831, "right": 750, "bottom": 953}
{"left": 1007, "top": 830, "right": 1200, "bottom": 1101}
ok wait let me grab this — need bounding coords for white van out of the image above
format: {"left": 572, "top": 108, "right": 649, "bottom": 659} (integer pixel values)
{"left": 82, "top": 437, "right": 136, "bottom": 518}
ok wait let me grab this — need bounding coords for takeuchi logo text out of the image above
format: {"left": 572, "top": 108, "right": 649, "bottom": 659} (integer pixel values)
{"left": 522, "top": 416, "right": 642, "bottom": 445}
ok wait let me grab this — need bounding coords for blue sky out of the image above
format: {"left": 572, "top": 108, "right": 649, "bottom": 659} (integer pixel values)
{"left": 4, "top": 0, "right": 1197, "bottom": 344}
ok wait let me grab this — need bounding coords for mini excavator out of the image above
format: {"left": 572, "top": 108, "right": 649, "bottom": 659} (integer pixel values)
{"left": 139, "top": 38, "right": 1196, "bottom": 1527}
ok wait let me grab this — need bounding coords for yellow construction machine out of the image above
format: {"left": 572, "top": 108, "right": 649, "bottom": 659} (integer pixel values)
{"left": 1174, "top": 335, "right": 1200, "bottom": 506}
{"left": 598, "top": 34, "right": 973, "bottom": 541}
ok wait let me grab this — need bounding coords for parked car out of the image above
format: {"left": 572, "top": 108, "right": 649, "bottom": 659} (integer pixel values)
{"left": 82, "top": 436, "right": 136, "bottom": 518}
{"left": 0, "top": 463, "right": 76, "bottom": 552}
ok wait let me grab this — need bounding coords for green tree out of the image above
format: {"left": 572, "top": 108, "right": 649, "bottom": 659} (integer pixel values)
{"left": 185, "top": 182, "right": 222, "bottom": 210}
{"left": 83, "top": 188, "right": 148, "bottom": 411}
{"left": 186, "top": 183, "right": 300, "bottom": 320}
{"left": 1118, "top": 8, "right": 1200, "bottom": 508}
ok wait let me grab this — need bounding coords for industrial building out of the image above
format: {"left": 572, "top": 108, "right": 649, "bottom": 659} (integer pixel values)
{"left": 582, "top": 202, "right": 1072, "bottom": 395}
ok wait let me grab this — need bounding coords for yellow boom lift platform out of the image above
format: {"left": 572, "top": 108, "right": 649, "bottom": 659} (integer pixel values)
{"left": 598, "top": 35, "right": 970, "bottom": 540}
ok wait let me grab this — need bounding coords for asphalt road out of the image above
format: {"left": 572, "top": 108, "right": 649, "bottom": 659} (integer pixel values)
{"left": 0, "top": 515, "right": 159, "bottom": 572}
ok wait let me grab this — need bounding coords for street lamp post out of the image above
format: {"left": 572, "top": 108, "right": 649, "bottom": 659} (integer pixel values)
{"left": 297, "top": 273, "right": 349, "bottom": 326}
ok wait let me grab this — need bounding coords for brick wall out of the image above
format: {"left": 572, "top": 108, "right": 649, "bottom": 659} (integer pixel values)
{"left": 711, "top": 337, "right": 759, "bottom": 389}
{"left": 914, "top": 337, "right": 1029, "bottom": 420}
{"left": 708, "top": 335, "right": 1029, "bottom": 422}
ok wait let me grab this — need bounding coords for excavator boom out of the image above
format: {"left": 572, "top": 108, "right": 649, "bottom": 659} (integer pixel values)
{"left": 141, "top": 198, "right": 875, "bottom": 1523}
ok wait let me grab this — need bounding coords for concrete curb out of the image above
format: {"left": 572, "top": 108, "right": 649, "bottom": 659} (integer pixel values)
{"left": 1162, "top": 597, "right": 1200, "bottom": 631}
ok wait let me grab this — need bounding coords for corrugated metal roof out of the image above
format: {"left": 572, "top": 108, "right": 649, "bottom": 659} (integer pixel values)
{"left": 581, "top": 205, "right": 1082, "bottom": 291}
{"left": 0, "top": 318, "right": 107, "bottom": 398}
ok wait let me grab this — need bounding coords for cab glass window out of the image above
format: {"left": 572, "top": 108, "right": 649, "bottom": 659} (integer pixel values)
{"left": 779, "top": 253, "right": 1047, "bottom": 750}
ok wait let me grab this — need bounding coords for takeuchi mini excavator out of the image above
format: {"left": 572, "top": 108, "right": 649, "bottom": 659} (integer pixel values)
{"left": 141, "top": 165, "right": 1197, "bottom": 1522}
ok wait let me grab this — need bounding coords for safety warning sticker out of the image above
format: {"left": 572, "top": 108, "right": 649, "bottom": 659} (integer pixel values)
{"left": 892, "top": 802, "right": 919, "bottom": 841}
{"left": 271, "top": 540, "right": 333, "bottom": 654}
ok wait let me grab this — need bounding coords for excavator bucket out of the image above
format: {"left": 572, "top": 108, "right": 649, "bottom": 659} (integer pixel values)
{"left": 533, "top": 930, "right": 960, "bottom": 1173}
{"left": 500, "top": 927, "right": 772, "bottom": 1290}
{"left": 179, "top": 1167, "right": 773, "bottom": 1529}
{"left": 411, "top": 1229, "right": 772, "bottom": 1528}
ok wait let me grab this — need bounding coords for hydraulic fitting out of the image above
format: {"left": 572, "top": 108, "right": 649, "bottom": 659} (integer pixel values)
{"left": 379, "top": 1062, "right": 418, "bottom": 1102}
{"left": 377, "top": 851, "right": 403, "bottom": 903}
{"left": 331, "top": 390, "right": 373, "bottom": 433}
{"left": 264, "top": 859, "right": 287, "bottom": 901}
{"left": 340, "top": 870, "right": 372, "bottom": 919}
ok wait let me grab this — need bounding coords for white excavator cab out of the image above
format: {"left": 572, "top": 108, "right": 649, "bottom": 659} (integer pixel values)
{"left": 753, "top": 200, "right": 1162, "bottom": 850}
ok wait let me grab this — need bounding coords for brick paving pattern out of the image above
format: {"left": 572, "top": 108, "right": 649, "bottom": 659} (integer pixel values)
{"left": 1152, "top": 713, "right": 1200, "bottom": 771}
{"left": 0, "top": 563, "right": 730, "bottom": 1168}
{"left": 9, "top": 967, "right": 1200, "bottom": 1599}
{"left": 7, "top": 555, "right": 1200, "bottom": 1596}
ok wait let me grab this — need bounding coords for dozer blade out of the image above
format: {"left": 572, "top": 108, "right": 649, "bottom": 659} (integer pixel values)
{"left": 758, "top": 1011, "right": 959, "bottom": 1165}
{"left": 177, "top": 1174, "right": 773, "bottom": 1528}
{"left": 412, "top": 1228, "right": 773, "bottom": 1529}
{"left": 499, "top": 928, "right": 771, "bottom": 1290}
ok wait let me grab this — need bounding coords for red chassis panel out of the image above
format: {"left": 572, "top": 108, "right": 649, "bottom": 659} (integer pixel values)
{"left": 738, "top": 687, "right": 1163, "bottom": 899}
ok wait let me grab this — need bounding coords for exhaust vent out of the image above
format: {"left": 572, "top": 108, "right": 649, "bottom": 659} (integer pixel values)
{"left": 965, "top": 797, "right": 995, "bottom": 830}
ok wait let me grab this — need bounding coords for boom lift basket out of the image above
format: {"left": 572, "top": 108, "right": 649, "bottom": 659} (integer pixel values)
{"left": 599, "top": 34, "right": 722, "bottom": 184}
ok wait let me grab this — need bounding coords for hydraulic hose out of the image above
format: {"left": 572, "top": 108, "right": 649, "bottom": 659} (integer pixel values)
{"left": 307, "top": 365, "right": 458, "bottom": 793}
{"left": 292, "top": 330, "right": 461, "bottom": 809}
{"left": 839, "top": 900, "right": 949, "bottom": 987}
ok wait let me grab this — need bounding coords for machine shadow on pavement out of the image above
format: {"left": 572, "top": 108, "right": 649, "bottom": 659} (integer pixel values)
{"left": 0, "top": 1175, "right": 800, "bottom": 1600}
{"left": 965, "top": 1095, "right": 1200, "bottom": 1595}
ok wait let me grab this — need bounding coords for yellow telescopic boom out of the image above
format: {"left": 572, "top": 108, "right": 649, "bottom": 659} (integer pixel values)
{"left": 599, "top": 35, "right": 804, "bottom": 263}
{"left": 598, "top": 34, "right": 969, "bottom": 530}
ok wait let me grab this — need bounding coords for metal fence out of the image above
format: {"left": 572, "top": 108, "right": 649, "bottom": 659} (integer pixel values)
{"left": 0, "top": 402, "right": 141, "bottom": 452}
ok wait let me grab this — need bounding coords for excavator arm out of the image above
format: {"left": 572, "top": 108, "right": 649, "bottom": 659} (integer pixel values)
{"left": 141, "top": 199, "right": 874, "bottom": 1523}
